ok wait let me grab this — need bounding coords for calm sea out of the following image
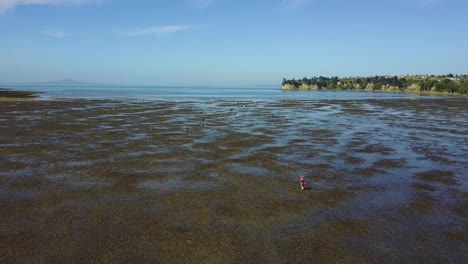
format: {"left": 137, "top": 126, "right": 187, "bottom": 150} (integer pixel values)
{"left": 6, "top": 85, "right": 435, "bottom": 101}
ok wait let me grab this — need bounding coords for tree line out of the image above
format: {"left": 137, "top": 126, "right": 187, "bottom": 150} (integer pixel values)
{"left": 282, "top": 75, "right": 468, "bottom": 94}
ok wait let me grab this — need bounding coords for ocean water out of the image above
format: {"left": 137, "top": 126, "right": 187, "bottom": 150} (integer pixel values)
{"left": 6, "top": 84, "right": 433, "bottom": 100}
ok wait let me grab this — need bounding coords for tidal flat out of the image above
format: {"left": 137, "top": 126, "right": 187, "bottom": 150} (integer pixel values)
{"left": 0, "top": 98, "right": 467, "bottom": 263}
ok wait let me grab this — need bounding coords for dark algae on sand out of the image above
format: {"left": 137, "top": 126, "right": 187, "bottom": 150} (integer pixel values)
{"left": 0, "top": 88, "right": 40, "bottom": 99}
{"left": 0, "top": 97, "right": 467, "bottom": 263}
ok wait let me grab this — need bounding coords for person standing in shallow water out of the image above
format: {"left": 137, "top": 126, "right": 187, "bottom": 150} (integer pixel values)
{"left": 300, "top": 176, "right": 308, "bottom": 191}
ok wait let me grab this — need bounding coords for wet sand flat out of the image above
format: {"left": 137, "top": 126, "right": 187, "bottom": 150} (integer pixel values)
{"left": 1, "top": 98, "right": 467, "bottom": 263}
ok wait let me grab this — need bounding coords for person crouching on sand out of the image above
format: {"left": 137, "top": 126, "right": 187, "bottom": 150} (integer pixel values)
{"left": 300, "top": 176, "right": 308, "bottom": 191}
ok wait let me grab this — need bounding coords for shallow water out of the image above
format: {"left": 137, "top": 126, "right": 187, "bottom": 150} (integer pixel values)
{"left": 0, "top": 97, "right": 467, "bottom": 263}
{"left": 8, "top": 84, "right": 432, "bottom": 101}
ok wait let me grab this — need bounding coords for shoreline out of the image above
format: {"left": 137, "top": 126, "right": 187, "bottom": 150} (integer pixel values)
{"left": 280, "top": 86, "right": 468, "bottom": 98}
{"left": 2, "top": 86, "right": 467, "bottom": 102}
{"left": 0, "top": 88, "right": 41, "bottom": 99}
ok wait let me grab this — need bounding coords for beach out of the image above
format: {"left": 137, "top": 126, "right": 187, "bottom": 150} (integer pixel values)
{"left": 1, "top": 97, "right": 467, "bottom": 263}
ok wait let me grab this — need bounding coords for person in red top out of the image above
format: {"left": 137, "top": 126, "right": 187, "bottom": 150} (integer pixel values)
{"left": 300, "top": 176, "right": 308, "bottom": 191}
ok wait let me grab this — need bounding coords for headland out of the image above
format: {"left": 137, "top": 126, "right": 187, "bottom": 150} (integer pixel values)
{"left": 281, "top": 75, "right": 468, "bottom": 96}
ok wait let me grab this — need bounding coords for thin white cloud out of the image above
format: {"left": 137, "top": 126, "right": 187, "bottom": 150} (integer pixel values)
{"left": 114, "top": 25, "right": 194, "bottom": 36}
{"left": 186, "top": 0, "right": 215, "bottom": 9}
{"left": 41, "top": 30, "right": 67, "bottom": 38}
{"left": 282, "top": 0, "right": 315, "bottom": 11}
{"left": 0, "top": 0, "right": 107, "bottom": 12}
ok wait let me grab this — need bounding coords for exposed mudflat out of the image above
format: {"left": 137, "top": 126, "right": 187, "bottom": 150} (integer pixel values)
{"left": 1, "top": 98, "right": 467, "bottom": 263}
{"left": 0, "top": 88, "right": 40, "bottom": 99}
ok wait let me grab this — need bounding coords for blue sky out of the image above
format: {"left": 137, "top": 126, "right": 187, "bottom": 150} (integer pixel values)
{"left": 0, "top": 0, "right": 467, "bottom": 86}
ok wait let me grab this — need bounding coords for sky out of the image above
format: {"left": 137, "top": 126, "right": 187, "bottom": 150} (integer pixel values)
{"left": 0, "top": 0, "right": 467, "bottom": 86}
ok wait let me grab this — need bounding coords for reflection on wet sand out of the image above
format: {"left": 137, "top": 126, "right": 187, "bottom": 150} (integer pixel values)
{"left": 0, "top": 98, "right": 467, "bottom": 263}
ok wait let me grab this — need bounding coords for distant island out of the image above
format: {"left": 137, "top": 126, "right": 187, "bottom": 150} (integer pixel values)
{"left": 281, "top": 74, "right": 468, "bottom": 95}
